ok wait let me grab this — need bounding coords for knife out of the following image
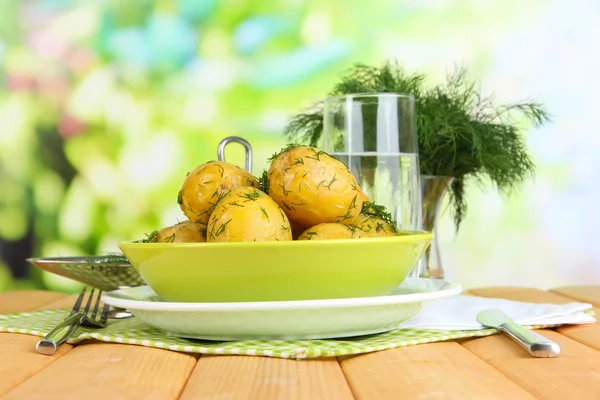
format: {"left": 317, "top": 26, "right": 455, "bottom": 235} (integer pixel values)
{"left": 477, "top": 308, "right": 560, "bottom": 358}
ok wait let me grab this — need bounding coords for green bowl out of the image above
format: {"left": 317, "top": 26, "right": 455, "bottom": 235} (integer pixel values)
{"left": 118, "top": 231, "right": 432, "bottom": 303}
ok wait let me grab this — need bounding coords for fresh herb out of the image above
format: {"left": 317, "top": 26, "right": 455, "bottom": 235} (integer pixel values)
{"left": 260, "top": 206, "right": 270, "bottom": 221}
{"left": 268, "top": 143, "right": 303, "bottom": 163}
{"left": 305, "top": 148, "right": 326, "bottom": 161}
{"left": 337, "top": 194, "right": 359, "bottom": 223}
{"left": 165, "top": 233, "right": 176, "bottom": 243}
{"left": 279, "top": 183, "right": 291, "bottom": 196}
{"left": 284, "top": 61, "right": 550, "bottom": 230}
{"left": 142, "top": 230, "right": 158, "bottom": 243}
{"left": 278, "top": 207, "right": 287, "bottom": 221}
{"left": 215, "top": 164, "right": 225, "bottom": 177}
{"left": 228, "top": 201, "right": 244, "bottom": 207}
{"left": 258, "top": 170, "right": 270, "bottom": 194}
{"left": 361, "top": 201, "right": 400, "bottom": 234}
{"left": 238, "top": 188, "right": 262, "bottom": 202}
{"left": 177, "top": 190, "right": 182, "bottom": 205}
{"left": 198, "top": 190, "right": 229, "bottom": 219}
{"left": 268, "top": 143, "right": 338, "bottom": 165}
{"left": 325, "top": 174, "right": 337, "bottom": 189}
{"left": 281, "top": 201, "right": 295, "bottom": 211}
{"left": 209, "top": 219, "right": 232, "bottom": 239}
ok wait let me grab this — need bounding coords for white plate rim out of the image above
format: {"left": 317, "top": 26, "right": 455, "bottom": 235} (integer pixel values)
{"left": 101, "top": 278, "right": 462, "bottom": 312}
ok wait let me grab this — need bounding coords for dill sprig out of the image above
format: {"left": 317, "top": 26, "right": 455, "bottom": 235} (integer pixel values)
{"left": 258, "top": 170, "right": 270, "bottom": 194}
{"left": 361, "top": 201, "right": 400, "bottom": 234}
{"left": 141, "top": 230, "right": 159, "bottom": 243}
{"left": 268, "top": 143, "right": 340, "bottom": 164}
{"left": 238, "top": 188, "right": 262, "bottom": 202}
{"left": 284, "top": 60, "right": 550, "bottom": 230}
{"left": 267, "top": 142, "right": 303, "bottom": 163}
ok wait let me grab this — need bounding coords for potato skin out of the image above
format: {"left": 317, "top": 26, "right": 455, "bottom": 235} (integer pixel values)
{"left": 343, "top": 214, "right": 397, "bottom": 237}
{"left": 297, "top": 223, "right": 366, "bottom": 240}
{"left": 206, "top": 187, "right": 292, "bottom": 242}
{"left": 179, "top": 161, "right": 259, "bottom": 225}
{"left": 155, "top": 220, "right": 207, "bottom": 243}
{"left": 268, "top": 146, "right": 365, "bottom": 229}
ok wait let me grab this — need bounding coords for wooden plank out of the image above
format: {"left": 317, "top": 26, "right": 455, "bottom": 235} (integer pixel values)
{"left": 467, "top": 287, "right": 600, "bottom": 351}
{"left": 0, "top": 334, "right": 72, "bottom": 397}
{"left": 340, "top": 342, "right": 535, "bottom": 400}
{"left": 463, "top": 330, "right": 600, "bottom": 400}
{"left": 0, "top": 291, "right": 68, "bottom": 314}
{"left": 0, "top": 291, "right": 77, "bottom": 396}
{"left": 551, "top": 286, "right": 600, "bottom": 307}
{"left": 463, "top": 287, "right": 600, "bottom": 399}
{"left": 3, "top": 342, "right": 197, "bottom": 400}
{"left": 180, "top": 355, "right": 355, "bottom": 400}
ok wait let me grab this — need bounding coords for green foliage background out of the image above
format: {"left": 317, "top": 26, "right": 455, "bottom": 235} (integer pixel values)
{"left": 3, "top": 0, "right": 593, "bottom": 291}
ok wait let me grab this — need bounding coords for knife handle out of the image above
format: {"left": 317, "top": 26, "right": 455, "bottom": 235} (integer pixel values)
{"left": 498, "top": 322, "right": 560, "bottom": 358}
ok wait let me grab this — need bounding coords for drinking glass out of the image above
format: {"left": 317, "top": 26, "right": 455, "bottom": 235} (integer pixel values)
{"left": 322, "top": 93, "right": 422, "bottom": 232}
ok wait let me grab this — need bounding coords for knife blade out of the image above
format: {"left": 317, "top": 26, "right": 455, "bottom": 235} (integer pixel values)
{"left": 477, "top": 308, "right": 560, "bottom": 358}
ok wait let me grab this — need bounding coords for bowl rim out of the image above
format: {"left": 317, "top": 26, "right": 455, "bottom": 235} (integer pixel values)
{"left": 119, "top": 230, "right": 433, "bottom": 248}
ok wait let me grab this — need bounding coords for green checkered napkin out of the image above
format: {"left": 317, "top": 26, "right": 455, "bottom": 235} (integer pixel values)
{"left": 0, "top": 308, "right": 567, "bottom": 359}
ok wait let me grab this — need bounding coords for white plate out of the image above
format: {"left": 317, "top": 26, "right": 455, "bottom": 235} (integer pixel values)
{"left": 101, "top": 278, "right": 462, "bottom": 340}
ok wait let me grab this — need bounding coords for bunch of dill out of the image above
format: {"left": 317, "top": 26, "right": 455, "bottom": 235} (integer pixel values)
{"left": 284, "top": 61, "right": 550, "bottom": 230}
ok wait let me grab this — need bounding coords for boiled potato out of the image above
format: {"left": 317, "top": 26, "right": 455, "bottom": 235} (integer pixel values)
{"left": 179, "top": 161, "right": 259, "bottom": 224}
{"left": 297, "top": 223, "right": 366, "bottom": 240}
{"left": 343, "top": 214, "right": 396, "bottom": 237}
{"left": 206, "top": 186, "right": 292, "bottom": 242}
{"left": 155, "top": 220, "right": 207, "bottom": 243}
{"left": 267, "top": 145, "right": 367, "bottom": 228}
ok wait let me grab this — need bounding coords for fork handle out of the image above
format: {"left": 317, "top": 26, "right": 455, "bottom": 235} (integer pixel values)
{"left": 36, "top": 312, "right": 86, "bottom": 355}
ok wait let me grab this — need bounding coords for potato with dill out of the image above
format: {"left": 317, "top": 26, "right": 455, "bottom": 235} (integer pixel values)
{"left": 348, "top": 201, "right": 401, "bottom": 237}
{"left": 267, "top": 145, "right": 367, "bottom": 229}
{"left": 149, "top": 220, "right": 207, "bottom": 243}
{"left": 343, "top": 214, "right": 396, "bottom": 237}
{"left": 178, "top": 161, "right": 259, "bottom": 224}
{"left": 207, "top": 186, "right": 292, "bottom": 242}
{"left": 297, "top": 223, "right": 366, "bottom": 240}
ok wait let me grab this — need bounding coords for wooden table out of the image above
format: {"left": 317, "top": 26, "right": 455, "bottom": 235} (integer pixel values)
{"left": 0, "top": 286, "right": 599, "bottom": 399}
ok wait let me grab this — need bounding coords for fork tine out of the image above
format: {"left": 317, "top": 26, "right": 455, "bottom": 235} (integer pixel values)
{"left": 90, "top": 290, "right": 103, "bottom": 320}
{"left": 83, "top": 288, "right": 95, "bottom": 314}
{"left": 100, "top": 303, "right": 110, "bottom": 326}
{"left": 69, "top": 287, "right": 87, "bottom": 316}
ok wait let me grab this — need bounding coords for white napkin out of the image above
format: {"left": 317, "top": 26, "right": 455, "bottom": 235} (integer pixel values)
{"left": 397, "top": 295, "right": 596, "bottom": 331}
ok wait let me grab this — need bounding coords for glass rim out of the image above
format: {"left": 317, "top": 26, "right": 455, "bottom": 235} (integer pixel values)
{"left": 324, "top": 92, "right": 415, "bottom": 102}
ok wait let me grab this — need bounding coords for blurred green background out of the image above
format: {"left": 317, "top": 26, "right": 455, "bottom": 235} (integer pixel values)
{"left": 1, "top": 0, "right": 599, "bottom": 293}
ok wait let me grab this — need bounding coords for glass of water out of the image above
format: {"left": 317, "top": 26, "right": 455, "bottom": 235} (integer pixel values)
{"left": 322, "top": 93, "right": 422, "bottom": 232}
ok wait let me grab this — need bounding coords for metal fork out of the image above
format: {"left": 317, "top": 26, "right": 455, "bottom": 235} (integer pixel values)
{"left": 36, "top": 287, "right": 110, "bottom": 355}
